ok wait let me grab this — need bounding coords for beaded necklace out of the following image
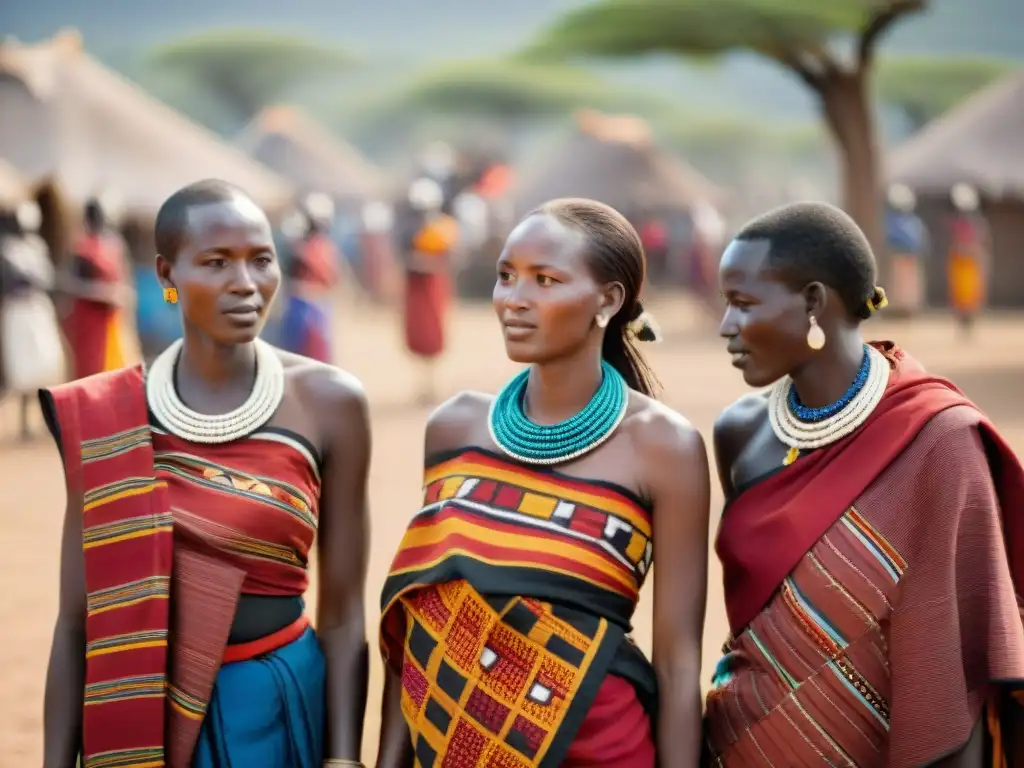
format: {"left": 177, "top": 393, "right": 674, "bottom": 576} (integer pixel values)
{"left": 488, "top": 360, "right": 629, "bottom": 465}
{"left": 769, "top": 344, "right": 889, "bottom": 465}
{"left": 146, "top": 338, "right": 284, "bottom": 444}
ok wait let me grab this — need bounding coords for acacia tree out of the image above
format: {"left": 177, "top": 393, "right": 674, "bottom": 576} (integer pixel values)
{"left": 149, "top": 29, "right": 354, "bottom": 129}
{"left": 527, "top": 0, "right": 928, "bottom": 254}
{"left": 876, "top": 55, "right": 1018, "bottom": 132}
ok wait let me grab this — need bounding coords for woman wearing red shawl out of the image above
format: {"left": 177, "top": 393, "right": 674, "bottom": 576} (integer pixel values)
{"left": 707, "top": 201, "right": 1024, "bottom": 767}
{"left": 40, "top": 180, "right": 371, "bottom": 768}
{"left": 60, "top": 198, "right": 132, "bottom": 379}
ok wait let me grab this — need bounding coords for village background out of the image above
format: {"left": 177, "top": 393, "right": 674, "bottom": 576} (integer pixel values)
{"left": 1, "top": 0, "right": 1022, "bottom": 764}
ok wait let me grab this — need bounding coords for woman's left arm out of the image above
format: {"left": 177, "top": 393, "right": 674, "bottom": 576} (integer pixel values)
{"left": 316, "top": 372, "right": 372, "bottom": 763}
{"left": 646, "top": 415, "right": 711, "bottom": 767}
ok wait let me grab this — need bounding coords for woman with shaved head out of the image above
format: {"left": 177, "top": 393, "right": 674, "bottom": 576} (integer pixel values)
{"left": 40, "top": 179, "right": 371, "bottom": 768}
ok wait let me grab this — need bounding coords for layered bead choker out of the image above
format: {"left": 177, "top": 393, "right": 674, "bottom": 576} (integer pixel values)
{"left": 146, "top": 338, "right": 285, "bottom": 444}
{"left": 488, "top": 360, "right": 629, "bottom": 465}
{"left": 768, "top": 343, "right": 889, "bottom": 462}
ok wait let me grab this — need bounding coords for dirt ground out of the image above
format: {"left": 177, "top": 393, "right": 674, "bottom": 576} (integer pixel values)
{"left": 2, "top": 293, "right": 1022, "bottom": 766}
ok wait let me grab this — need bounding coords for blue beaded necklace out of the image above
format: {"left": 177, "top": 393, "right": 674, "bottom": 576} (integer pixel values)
{"left": 787, "top": 343, "right": 871, "bottom": 423}
{"left": 488, "top": 360, "right": 629, "bottom": 465}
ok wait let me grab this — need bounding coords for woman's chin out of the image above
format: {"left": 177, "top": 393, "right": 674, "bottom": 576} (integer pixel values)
{"left": 504, "top": 340, "right": 540, "bottom": 365}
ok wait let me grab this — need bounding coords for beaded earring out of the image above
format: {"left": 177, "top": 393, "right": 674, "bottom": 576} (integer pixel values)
{"left": 806, "top": 316, "right": 825, "bottom": 350}
{"left": 163, "top": 286, "right": 178, "bottom": 305}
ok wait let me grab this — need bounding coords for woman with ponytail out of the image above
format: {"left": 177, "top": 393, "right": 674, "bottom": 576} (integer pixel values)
{"left": 376, "top": 198, "right": 710, "bottom": 768}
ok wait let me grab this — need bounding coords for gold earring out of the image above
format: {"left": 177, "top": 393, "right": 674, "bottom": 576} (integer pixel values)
{"left": 596, "top": 314, "right": 609, "bottom": 329}
{"left": 163, "top": 286, "right": 178, "bottom": 305}
{"left": 806, "top": 316, "right": 825, "bottom": 350}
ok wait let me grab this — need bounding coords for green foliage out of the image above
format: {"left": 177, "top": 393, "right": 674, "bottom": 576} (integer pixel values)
{"left": 392, "top": 59, "right": 659, "bottom": 118}
{"left": 875, "top": 55, "right": 1020, "bottom": 129}
{"left": 526, "top": 0, "right": 874, "bottom": 64}
{"left": 148, "top": 29, "right": 355, "bottom": 124}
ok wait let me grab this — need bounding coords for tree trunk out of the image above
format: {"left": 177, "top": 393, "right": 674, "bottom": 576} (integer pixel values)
{"left": 817, "top": 70, "right": 888, "bottom": 277}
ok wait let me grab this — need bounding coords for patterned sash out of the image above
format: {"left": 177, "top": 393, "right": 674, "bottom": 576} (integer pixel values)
{"left": 48, "top": 366, "right": 172, "bottom": 768}
{"left": 380, "top": 448, "right": 657, "bottom": 767}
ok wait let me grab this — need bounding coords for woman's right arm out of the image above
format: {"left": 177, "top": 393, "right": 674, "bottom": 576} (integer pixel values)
{"left": 375, "top": 392, "right": 484, "bottom": 768}
{"left": 375, "top": 668, "right": 413, "bottom": 768}
{"left": 43, "top": 489, "right": 86, "bottom": 768}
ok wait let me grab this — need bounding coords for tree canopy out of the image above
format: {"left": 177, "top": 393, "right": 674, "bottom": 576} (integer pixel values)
{"left": 525, "top": 0, "right": 930, "bottom": 254}
{"left": 148, "top": 29, "right": 355, "bottom": 125}
{"left": 382, "top": 59, "right": 667, "bottom": 121}
{"left": 876, "top": 55, "right": 1020, "bottom": 131}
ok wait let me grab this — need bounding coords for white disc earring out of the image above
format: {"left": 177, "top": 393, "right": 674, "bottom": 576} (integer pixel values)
{"left": 596, "top": 315, "right": 609, "bottom": 329}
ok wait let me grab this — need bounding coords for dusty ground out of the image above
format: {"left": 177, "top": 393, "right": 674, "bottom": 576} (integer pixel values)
{"left": 2, "top": 293, "right": 1022, "bottom": 766}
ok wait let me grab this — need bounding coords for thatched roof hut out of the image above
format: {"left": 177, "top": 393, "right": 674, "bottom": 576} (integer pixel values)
{"left": 887, "top": 70, "right": 1024, "bottom": 306}
{"left": 512, "top": 110, "right": 721, "bottom": 217}
{"left": 0, "top": 31, "right": 295, "bottom": 221}
{"left": 237, "top": 106, "right": 390, "bottom": 206}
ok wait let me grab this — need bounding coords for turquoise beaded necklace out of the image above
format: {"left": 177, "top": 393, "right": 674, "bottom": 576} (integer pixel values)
{"left": 488, "top": 360, "right": 629, "bottom": 465}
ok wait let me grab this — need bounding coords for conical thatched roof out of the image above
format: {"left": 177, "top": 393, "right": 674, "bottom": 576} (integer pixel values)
{"left": 237, "top": 106, "right": 391, "bottom": 205}
{"left": 0, "top": 30, "right": 295, "bottom": 218}
{"left": 888, "top": 70, "right": 1024, "bottom": 200}
{"left": 512, "top": 110, "right": 721, "bottom": 216}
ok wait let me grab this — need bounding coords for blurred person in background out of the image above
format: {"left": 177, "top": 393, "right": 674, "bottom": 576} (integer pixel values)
{"left": 376, "top": 198, "right": 710, "bottom": 768}
{"left": 946, "top": 183, "right": 990, "bottom": 336}
{"left": 0, "top": 199, "right": 64, "bottom": 440}
{"left": 39, "top": 179, "right": 371, "bottom": 768}
{"left": 279, "top": 192, "right": 342, "bottom": 363}
{"left": 400, "top": 177, "right": 460, "bottom": 405}
{"left": 884, "top": 183, "right": 928, "bottom": 318}
{"left": 59, "top": 195, "right": 133, "bottom": 379}
{"left": 360, "top": 200, "right": 399, "bottom": 304}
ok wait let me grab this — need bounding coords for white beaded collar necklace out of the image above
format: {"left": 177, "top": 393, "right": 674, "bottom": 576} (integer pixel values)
{"left": 767, "top": 344, "right": 889, "bottom": 453}
{"left": 145, "top": 338, "right": 285, "bottom": 444}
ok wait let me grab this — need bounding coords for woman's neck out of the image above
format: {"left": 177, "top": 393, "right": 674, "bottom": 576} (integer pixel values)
{"left": 788, "top": 332, "right": 866, "bottom": 409}
{"left": 523, "top": 345, "right": 604, "bottom": 425}
{"left": 176, "top": 328, "right": 257, "bottom": 403}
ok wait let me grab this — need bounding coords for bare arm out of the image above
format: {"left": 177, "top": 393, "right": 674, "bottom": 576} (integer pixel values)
{"left": 375, "top": 392, "right": 484, "bottom": 768}
{"left": 315, "top": 373, "right": 372, "bottom": 762}
{"left": 648, "top": 417, "right": 712, "bottom": 767}
{"left": 43, "top": 489, "right": 86, "bottom": 768}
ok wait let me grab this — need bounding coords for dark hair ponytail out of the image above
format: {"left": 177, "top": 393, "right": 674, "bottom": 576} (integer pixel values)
{"left": 533, "top": 198, "right": 662, "bottom": 397}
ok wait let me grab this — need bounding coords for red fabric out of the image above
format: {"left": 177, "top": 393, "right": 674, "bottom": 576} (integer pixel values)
{"left": 564, "top": 674, "right": 656, "bottom": 767}
{"left": 64, "top": 299, "right": 116, "bottom": 379}
{"left": 47, "top": 367, "right": 173, "bottom": 766}
{"left": 222, "top": 616, "right": 310, "bottom": 663}
{"left": 292, "top": 233, "right": 339, "bottom": 288}
{"left": 404, "top": 271, "right": 449, "bottom": 358}
{"left": 64, "top": 234, "right": 124, "bottom": 379}
{"left": 717, "top": 342, "right": 1024, "bottom": 636}
{"left": 640, "top": 220, "right": 667, "bottom": 252}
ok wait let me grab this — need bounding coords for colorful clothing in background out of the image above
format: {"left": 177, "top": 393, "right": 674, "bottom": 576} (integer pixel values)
{"left": 947, "top": 215, "right": 989, "bottom": 320}
{"left": 62, "top": 232, "right": 127, "bottom": 379}
{"left": 705, "top": 345, "right": 1024, "bottom": 767}
{"left": 42, "top": 367, "right": 326, "bottom": 767}
{"left": 884, "top": 209, "right": 927, "bottom": 314}
{"left": 280, "top": 232, "right": 339, "bottom": 363}
{"left": 404, "top": 215, "right": 458, "bottom": 360}
{"left": 380, "top": 449, "right": 657, "bottom": 767}
{"left": 135, "top": 266, "right": 182, "bottom": 363}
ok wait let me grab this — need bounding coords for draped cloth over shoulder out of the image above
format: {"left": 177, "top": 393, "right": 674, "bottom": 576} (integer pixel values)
{"left": 713, "top": 343, "right": 1024, "bottom": 766}
{"left": 42, "top": 368, "right": 316, "bottom": 767}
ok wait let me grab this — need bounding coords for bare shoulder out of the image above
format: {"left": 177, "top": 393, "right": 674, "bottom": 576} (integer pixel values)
{"left": 277, "top": 348, "right": 369, "bottom": 426}
{"left": 623, "top": 391, "right": 707, "bottom": 463}
{"left": 713, "top": 391, "right": 767, "bottom": 448}
{"left": 425, "top": 390, "right": 493, "bottom": 457}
